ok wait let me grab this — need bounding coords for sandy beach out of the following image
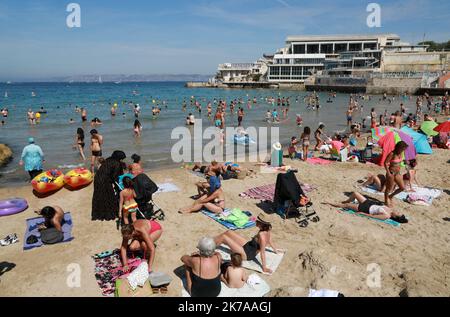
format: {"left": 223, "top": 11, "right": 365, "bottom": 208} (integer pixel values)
{"left": 1, "top": 138, "right": 449, "bottom": 297}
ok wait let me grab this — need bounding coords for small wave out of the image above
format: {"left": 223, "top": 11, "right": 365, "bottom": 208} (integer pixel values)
{"left": 57, "top": 163, "right": 85, "bottom": 169}
{"left": 146, "top": 158, "right": 169, "bottom": 163}
{"left": 0, "top": 168, "right": 17, "bottom": 175}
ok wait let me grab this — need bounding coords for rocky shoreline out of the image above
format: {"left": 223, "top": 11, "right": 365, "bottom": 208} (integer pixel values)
{"left": 0, "top": 144, "right": 13, "bottom": 168}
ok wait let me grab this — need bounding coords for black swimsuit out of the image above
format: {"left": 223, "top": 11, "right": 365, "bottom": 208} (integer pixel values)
{"left": 190, "top": 255, "right": 222, "bottom": 298}
{"left": 358, "top": 200, "right": 380, "bottom": 214}
{"left": 243, "top": 237, "right": 260, "bottom": 261}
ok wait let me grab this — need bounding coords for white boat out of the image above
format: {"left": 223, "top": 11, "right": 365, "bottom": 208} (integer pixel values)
{"left": 98, "top": 76, "right": 103, "bottom": 84}
{"left": 4, "top": 91, "right": 8, "bottom": 98}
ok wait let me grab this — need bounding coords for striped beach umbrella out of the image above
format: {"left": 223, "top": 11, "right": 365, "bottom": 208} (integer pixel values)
{"left": 371, "top": 126, "right": 392, "bottom": 142}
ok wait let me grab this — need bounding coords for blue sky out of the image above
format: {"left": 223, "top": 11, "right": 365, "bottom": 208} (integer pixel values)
{"left": 0, "top": 0, "right": 449, "bottom": 80}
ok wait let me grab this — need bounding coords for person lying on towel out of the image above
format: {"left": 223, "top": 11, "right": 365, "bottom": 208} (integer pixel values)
{"left": 214, "top": 214, "right": 283, "bottom": 274}
{"left": 35, "top": 206, "right": 65, "bottom": 232}
{"left": 323, "top": 192, "right": 408, "bottom": 223}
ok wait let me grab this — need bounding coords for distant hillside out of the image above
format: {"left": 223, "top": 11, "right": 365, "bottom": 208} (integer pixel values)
{"left": 51, "top": 74, "right": 212, "bottom": 83}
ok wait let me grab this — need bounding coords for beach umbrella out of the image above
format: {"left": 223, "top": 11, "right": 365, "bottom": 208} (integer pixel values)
{"left": 371, "top": 126, "right": 392, "bottom": 142}
{"left": 401, "top": 126, "right": 433, "bottom": 155}
{"left": 420, "top": 121, "right": 439, "bottom": 137}
{"left": 434, "top": 121, "right": 450, "bottom": 133}
{"left": 377, "top": 131, "right": 416, "bottom": 166}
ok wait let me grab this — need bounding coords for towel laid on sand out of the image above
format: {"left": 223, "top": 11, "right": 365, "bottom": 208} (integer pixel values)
{"left": 155, "top": 183, "right": 180, "bottom": 195}
{"left": 23, "top": 212, "right": 73, "bottom": 251}
{"left": 307, "top": 157, "right": 334, "bottom": 165}
{"left": 202, "top": 210, "right": 256, "bottom": 230}
{"left": 217, "top": 245, "right": 285, "bottom": 275}
{"left": 339, "top": 209, "right": 401, "bottom": 227}
{"left": 240, "top": 183, "right": 316, "bottom": 201}
{"left": 181, "top": 273, "right": 270, "bottom": 297}
{"left": 361, "top": 185, "right": 442, "bottom": 206}
{"left": 93, "top": 249, "right": 143, "bottom": 297}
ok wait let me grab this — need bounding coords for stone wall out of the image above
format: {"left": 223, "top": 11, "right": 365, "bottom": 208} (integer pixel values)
{"left": 382, "top": 52, "right": 450, "bottom": 73}
{"left": 368, "top": 77, "right": 423, "bottom": 94}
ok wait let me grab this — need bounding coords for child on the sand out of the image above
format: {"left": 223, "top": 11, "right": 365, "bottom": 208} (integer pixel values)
{"left": 119, "top": 177, "right": 139, "bottom": 225}
{"left": 222, "top": 253, "right": 247, "bottom": 289}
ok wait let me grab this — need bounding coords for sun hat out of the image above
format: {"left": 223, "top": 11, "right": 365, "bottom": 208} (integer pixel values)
{"left": 273, "top": 142, "right": 282, "bottom": 151}
{"left": 197, "top": 237, "right": 216, "bottom": 257}
{"left": 256, "top": 213, "right": 271, "bottom": 226}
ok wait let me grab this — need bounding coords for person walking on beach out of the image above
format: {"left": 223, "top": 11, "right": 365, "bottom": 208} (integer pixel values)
{"left": 314, "top": 124, "right": 325, "bottom": 151}
{"left": 90, "top": 129, "right": 103, "bottom": 173}
{"left": 384, "top": 141, "right": 409, "bottom": 207}
{"left": 134, "top": 104, "right": 141, "bottom": 118}
{"left": 74, "top": 128, "right": 86, "bottom": 161}
{"left": 19, "top": 137, "right": 44, "bottom": 180}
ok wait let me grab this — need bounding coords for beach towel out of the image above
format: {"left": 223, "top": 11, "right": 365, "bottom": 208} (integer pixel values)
{"left": 181, "top": 273, "right": 270, "bottom": 297}
{"left": 361, "top": 185, "right": 442, "bottom": 206}
{"left": 23, "top": 212, "right": 74, "bottom": 251}
{"left": 239, "top": 183, "right": 316, "bottom": 202}
{"left": 307, "top": 157, "right": 334, "bottom": 165}
{"left": 309, "top": 289, "right": 340, "bottom": 297}
{"left": 155, "top": 183, "right": 180, "bottom": 195}
{"left": 92, "top": 249, "right": 143, "bottom": 297}
{"left": 339, "top": 209, "right": 401, "bottom": 227}
{"left": 216, "top": 245, "right": 285, "bottom": 275}
{"left": 202, "top": 210, "right": 256, "bottom": 230}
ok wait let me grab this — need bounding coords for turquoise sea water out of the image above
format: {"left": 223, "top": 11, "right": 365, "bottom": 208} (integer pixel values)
{"left": 0, "top": 82, "right": 415, "bottom": 186}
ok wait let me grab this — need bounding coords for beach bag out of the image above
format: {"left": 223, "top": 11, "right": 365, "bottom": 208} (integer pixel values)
{"left": 40, "top": 228, "right": 64, "bottom": 245}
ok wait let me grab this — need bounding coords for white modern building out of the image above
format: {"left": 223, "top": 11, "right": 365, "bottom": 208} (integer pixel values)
{"left": 268, "top": 34, "right": 403, "bottom": 83}
{"left": 216, "top": 59, "right": 269, "bottom": 83}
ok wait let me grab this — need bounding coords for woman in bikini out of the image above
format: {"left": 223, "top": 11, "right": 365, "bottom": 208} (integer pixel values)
{"left": 384, "top": 141, "right": 409, "bottom": 207}
{"left": 300, "top": 127, "right": 311, "bottom": 162}
{"left": 74, "top": 128, "right": 86, "bottom": 161}
{"left": 133, "top": 120, "right": 142, "bottom": 138}
{"left": 314, "top": 124, "right": 325, "bottom": 151}
{"left": 213, "top": 214, "right": 282, "bottom": 274}
{"left": 323, "top": 192, "right": 408, "bottom": 223}
{"left": 119, "top": 177, "right": 140, "bottom": 224}
{"left": 120, "top": 220, "right": 163, "bottom": 274}
{"left": 90, "top": 129, "right": 103, "bottom": 173}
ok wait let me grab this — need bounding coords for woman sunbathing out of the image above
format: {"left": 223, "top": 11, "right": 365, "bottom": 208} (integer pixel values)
{"left": 323, "top": 192, "right": 408, "bottom": 223}
{"left": 35, "top": 206, "right": 64, "bottom": 232}
{"left": 360, "top": 173, "right": 387, "bottom": 192}
{"left": 213, "top": 214, "right": 282, "bottom": 274}
{"left": 179, "top": 186, "right": 225, "bottom": 214}
{"left": 120, "top": 220, "right": 163, "bottom": 273}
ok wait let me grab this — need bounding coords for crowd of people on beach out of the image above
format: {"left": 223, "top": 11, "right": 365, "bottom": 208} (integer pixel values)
{"left": 5, "top": 88, "right": 450, "bottom": 297}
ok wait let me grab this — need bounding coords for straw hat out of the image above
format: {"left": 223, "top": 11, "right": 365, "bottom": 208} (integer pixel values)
{"left": 257, "top": 213, "right": 271, "bottom": 226}
{"left": 273, "top": 142, "right": 282, "bottom": 151}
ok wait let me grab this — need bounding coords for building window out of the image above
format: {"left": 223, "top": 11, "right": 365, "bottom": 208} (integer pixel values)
{"left": 321, "top": 44, "right": 333, "bottom": 54}
{"left": 307, "top": 44, "right": 320, "bottom": 54}
{"left": 364, "top": 42, "right": 378, "bottom": 50}
{"left": 293, "top": 44, "right": 306, "bottom": 54}
{"left": 335, "top": 43, "right": 347, "bottom": 53}
{"left": 292, "top": 66, "right": 302, "bottom": 76}
{"left": 349, "top": 43, "right": 362, "bottom": 51}
{"left": 270, "top": 67, "right": 280, "bottom": 76}
{"left": 281, "top": 66, "right": 291, "bottom": 76}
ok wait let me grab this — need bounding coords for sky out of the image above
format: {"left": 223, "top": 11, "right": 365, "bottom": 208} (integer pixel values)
{"left": 0, "top": 0, "right": 449, "bottom": 80}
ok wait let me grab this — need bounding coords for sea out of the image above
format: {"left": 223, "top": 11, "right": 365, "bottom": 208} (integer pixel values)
{"left": 0, "top": 82, "right": 416, "bottom": 186}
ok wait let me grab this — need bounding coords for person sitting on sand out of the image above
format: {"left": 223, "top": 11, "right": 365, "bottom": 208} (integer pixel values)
{"left": 360, "top": 173, "right": 387, "bottom": 192}
{"left": 193, "top": 161, "right": 221, "bottom": 197}
{"left": 119, "top": 177, "right": 140, "bottom": 225}
{"left": 120, "top": 221, "right": 163, "bottom": 274}
{"left": 288, "top": 137, "right": 301, "bottom": 159}
{"left": 181, "top": 237, "right": 223, "bottom": 297}
{"left": 180, "top": 176, "right": 225, "bottom": 214}
{"left": 129, "top": 154, "right": 144, "bottom": 177}
{"left": 35, "top": 206, "right": 65, "bottom": 232}
{"left": 221, "top": 253, "right": 247, "bottom": 289}
{"left": 323, "top": 192, "right": 408, "bottom": 223}
{"left": 213, "top": 214, "right": 282, "bottom": 274}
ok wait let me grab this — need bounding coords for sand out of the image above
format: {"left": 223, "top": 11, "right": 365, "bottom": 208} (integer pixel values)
{"left": 0, "top": 141, "right": 449, "bottom": 297}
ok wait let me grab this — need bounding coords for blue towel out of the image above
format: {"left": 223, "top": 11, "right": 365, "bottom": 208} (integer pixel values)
{"left": 202, "top": 210, "right": 256, "bottom": 230}
{"left": 340, "top": 209, "right": 401, "bottom": 227}
{"left": 23, "top": 212, "right": 74, "bottom": 250}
